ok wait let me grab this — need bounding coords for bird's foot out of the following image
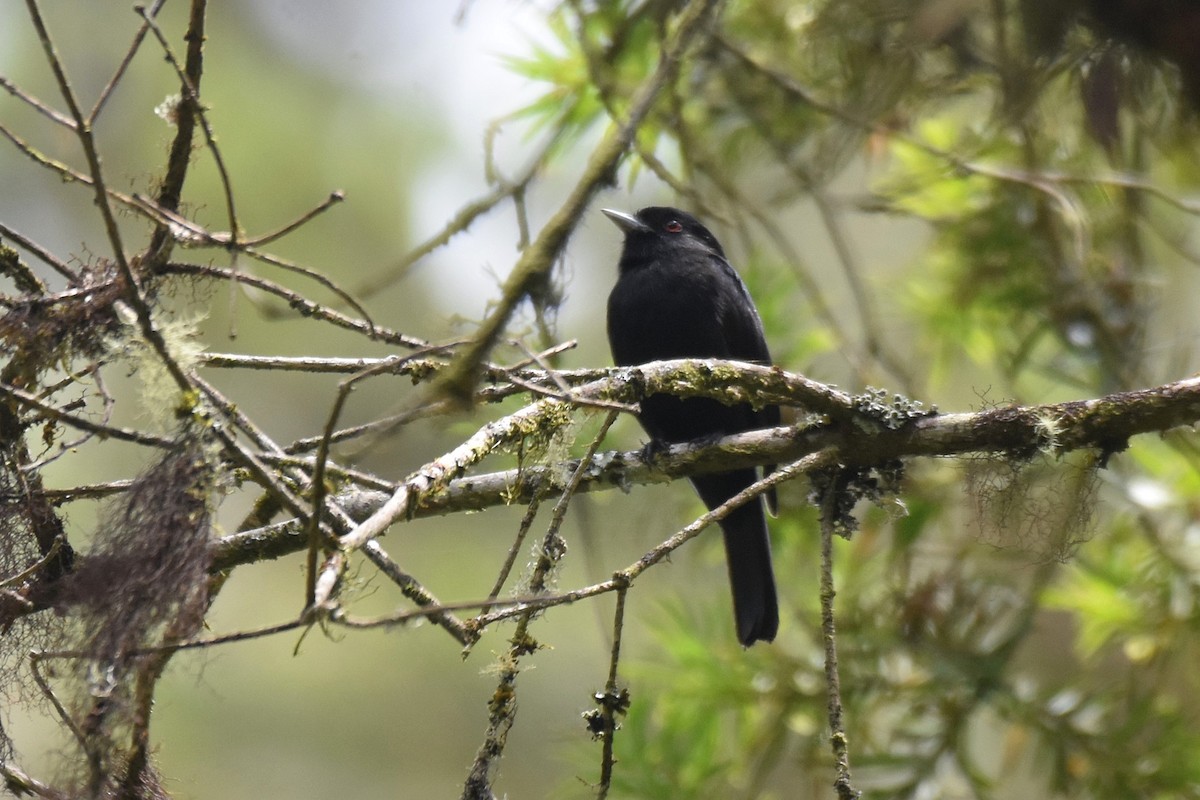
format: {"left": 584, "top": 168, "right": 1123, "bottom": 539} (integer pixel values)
{"left": 693, "top": 431, "right": 726, "bottom": 448}
{"left": 639, "top": 438, "right": 670, "bottom": 462}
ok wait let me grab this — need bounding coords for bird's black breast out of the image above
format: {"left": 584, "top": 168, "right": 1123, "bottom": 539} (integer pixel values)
{"left": 607, "top": 250, "right": 766, "bottom": 442}
{"left": 607, "top": 255, "right": 732, "bottom": 362}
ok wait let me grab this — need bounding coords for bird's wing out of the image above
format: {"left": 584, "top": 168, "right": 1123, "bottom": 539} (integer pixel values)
{"left": 716, "top": 259, "right": 779, "bottom": 419}
{"left": 715, "top": 261, "right": 771, "bottom": 359}
{"left": 717, "top": 258, "right": 782, "bottom": 512}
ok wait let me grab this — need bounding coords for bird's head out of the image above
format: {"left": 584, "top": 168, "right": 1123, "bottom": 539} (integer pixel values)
{"left": 601, "top": 206, "right": 727, "bottom": 261}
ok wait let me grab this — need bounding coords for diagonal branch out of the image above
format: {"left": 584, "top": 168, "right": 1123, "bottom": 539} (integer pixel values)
{"left": 143, "top": 0, "right": 208, "bottom": 262}
{"left": 435, "top": 0, "right": 727, "bottom": 404}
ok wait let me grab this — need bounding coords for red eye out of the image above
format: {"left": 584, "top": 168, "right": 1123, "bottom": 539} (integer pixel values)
{"left": 665, "top": 221, "right": 683, "bottom": 233}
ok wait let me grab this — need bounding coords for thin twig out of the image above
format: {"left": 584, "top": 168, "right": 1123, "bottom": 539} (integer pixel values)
{"left": 190, "top": 374, "right": 316, "bottom": 526}
{"left": 491, "top": 367, "right": 640, "bottom": 414}
{"left": 162, "top": 261, "right": 430, "bottom": 348}
{"left": 0, "top": 537, "right": 64, "bottom": 589}
{"left": 361, "top": 539, "right": 474, "bottom": 645}
{"left": 88, "top": 0, "right": 168, "bottom": 122}
{"left": 255, "top": 452, "right": 392, "bottom": 492}
{"left": 64, "top": 590, "right": 610, "bottom": 661}
{"left": 36, "top": 618, "right": 308, "bottom": 660}
{"left": 0, "top": 119, "right": 162, "bottom": 230}
{"left": 311, "top": 387, "right": 580, "bottom": 610}
{"left": 135, "top": 1, "right": 254, "bottom": 339}
{"left": 0, "top": 118, "right": 87, "bottom": 179}
{"left": 353, "top": 129, "right": 561, "bottom": 299}
{"left": 0, "top": 209, "right": 77, "bottom": 285}
{"left": 538, "top": 411, "right": 620, "bottom": 574}
{"left": 22, "top": 365, "right": 111, "bottom": 472}
{"left": 469, "top": 450, "right": 832, "bottom": 630}
{"left": 0, "top": 380, "right": 175, "bottom": 449}
{"left": 35, "top": 480, "right": 134, "bottom": 503}
{"left": 595, "top": 584, "right": 629, "bottom": 799}
{"left": 198, "top": 350, "right": 604, "bottom": 404}
{"left": 819, "top": 472, "right": 860, "bottom": 800}
{"left": 244, "top": 245, "right": 375, "bottom": 333}
{"left": 200, "top": 353, "right": 415, "bottom": 373}
{"left": 483, "top": 496, "right": 543, "bottom": 610}
{"left": 141, "top": 0, "right": 208, "bottom": 263}
{"left": 0, "top": 761, "right": 57, "bottom": 799}
{"left": 191, "top": 373, "right": 472, "bottom": 643}
{"left": 511, "top": 338, "right": 572, "bottom": 394}
{"left": 241, "top": 191, "right": 346, "bottom": 247}
{"left": 0, "top": 75, "right": 74, "bottom": 127}
{"left": 303, "top": 353, "right": 436, "bottom": 607}
{"left": 29, "top": 651, "right": 95, "bottom": 783}
{"left": 501, "top": 340, "right": 638, "bottom": 412}
{"left": 283, "top": 403, "right": 454, "bottom": 454}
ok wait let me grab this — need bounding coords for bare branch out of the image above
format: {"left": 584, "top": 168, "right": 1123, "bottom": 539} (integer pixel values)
{"left": 141, "top": 0, "right": 208, "bottom": 261}
{"left": 88, "top": 0, "right": 168, "bottom": 122}
{"left": 161, "top": 261, "right": 429, "bottom": 349}
{"left": 241, "top": 191, "right": 346, "bottom": 247}
{"left": 0, "top": 74, "right": 74, "bottom": 128}
{"left": 0, "top": 380, "right": 175, "bottom": 449}
{"left": 818, "top": 472, "right": 859, "bottom": 800}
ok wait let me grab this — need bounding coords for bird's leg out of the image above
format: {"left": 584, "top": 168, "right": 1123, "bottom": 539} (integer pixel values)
{"left": 690, "top": 431, "right": 727, "bottom": 449}
{"left": 639, "top": 438, "right": 670, "bottom": 462}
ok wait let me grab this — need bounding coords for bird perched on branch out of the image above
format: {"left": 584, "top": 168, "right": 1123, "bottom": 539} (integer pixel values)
{"left": 603, "top": 206, "right": 781, "bottom": 646}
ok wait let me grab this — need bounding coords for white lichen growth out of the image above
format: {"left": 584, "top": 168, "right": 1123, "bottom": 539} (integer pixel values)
{"left": 1033, "top": 412, "right": 1063, "bottom": 455}
{"left": 154, "top": 93, "right": 183, "bottom": 126}
{"left": 109, "top": 303, "right": 207, "bottom": 430}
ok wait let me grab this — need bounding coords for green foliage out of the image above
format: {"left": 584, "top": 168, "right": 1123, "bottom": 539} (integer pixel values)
{"left": 502, "top": 2, "right": 663, "bottom": 162}
{"left": 604, "top": 615, "right": 785, "bottom": 799}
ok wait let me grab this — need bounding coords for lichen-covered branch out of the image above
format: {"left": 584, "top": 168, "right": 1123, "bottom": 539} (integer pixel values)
{"left": 205, "top": 366, "right": 1200, "bottom": 574}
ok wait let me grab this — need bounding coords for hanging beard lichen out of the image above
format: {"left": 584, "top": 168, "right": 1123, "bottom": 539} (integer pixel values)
{"left": 963, "top": 448, "right": 1101, "bottom": 562}
{"left": 54, "top": 431, "right": 216, "bottom": 796}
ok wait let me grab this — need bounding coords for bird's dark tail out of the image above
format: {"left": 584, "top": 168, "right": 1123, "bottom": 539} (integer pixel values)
{"left": 692, "top": 471, "right": 779, "bottom": 646}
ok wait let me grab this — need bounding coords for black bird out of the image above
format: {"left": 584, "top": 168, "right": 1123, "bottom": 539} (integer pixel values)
{"left": 603, "top": 206, "right": 781, "bottom": 646}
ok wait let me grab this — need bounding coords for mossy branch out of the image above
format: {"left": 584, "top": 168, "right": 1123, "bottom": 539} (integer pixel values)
{"left": 208, "top": 362, "right": 1200, "bottom": 573}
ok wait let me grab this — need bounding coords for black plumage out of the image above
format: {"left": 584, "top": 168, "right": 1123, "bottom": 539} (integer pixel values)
{"left": 603, "top": 206, "right": 780, "bottom": 645}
